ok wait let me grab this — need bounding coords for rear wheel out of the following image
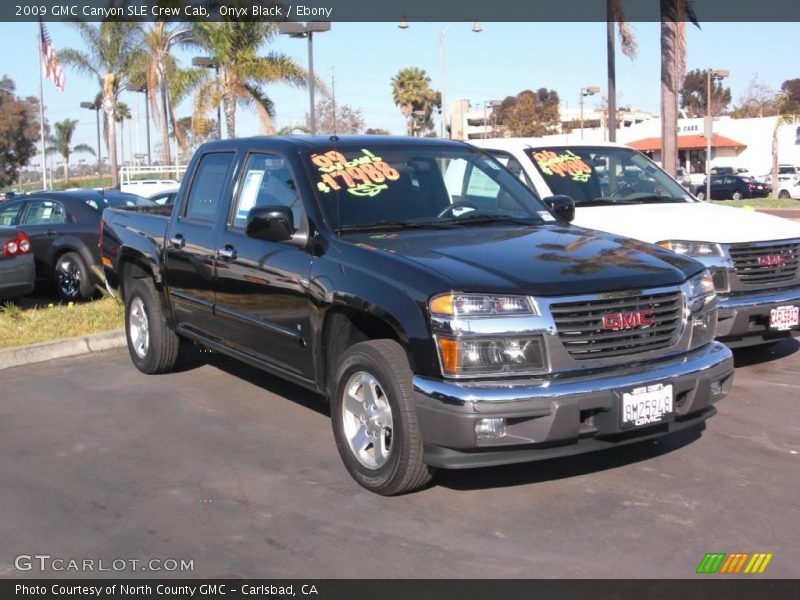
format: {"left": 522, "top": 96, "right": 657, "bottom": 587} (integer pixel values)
{"left": 732, "top": 191, "right": 743, "bottom": 201}
{"left": 54, "top": 252, "right": 93, "bottom": 301}
{"left": 331, "top": 339, "right": 434, "bottom": 495}
{"left": 696, "top": 190, "right": 706, "bottom": 201}
{"left": 779, "top": 190, "right": 791, "bottom": 199}
{"left": 125, "top": 277, "right": 180, "bottom": 374}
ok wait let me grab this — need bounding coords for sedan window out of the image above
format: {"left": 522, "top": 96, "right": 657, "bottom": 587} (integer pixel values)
{"left": 0, "top": 202, "right": 23, "bottom": 226}
{"left": 21, "top": 200, "right": 66, "bottom": 225}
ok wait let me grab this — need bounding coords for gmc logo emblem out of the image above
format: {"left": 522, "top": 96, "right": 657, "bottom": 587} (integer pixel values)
{"left": 758, "top": 255, "right": 786, "bottom": 267}
{"left": 602, "top": 310, "right": 655, "bottom": 330}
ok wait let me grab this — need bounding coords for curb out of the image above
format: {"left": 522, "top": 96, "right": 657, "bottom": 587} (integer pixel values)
{"left": 0, "top": 329, "right": 126, "bottom": 371}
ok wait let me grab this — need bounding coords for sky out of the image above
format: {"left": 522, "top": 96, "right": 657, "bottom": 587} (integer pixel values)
{"left": 0, "top": 20, "right": 798, "bottom": 166}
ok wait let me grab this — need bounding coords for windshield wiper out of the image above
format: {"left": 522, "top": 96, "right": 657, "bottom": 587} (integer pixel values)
{"left": 437, "top": 214, "right": 542, "bottom": 227}
{"left": 338, "top": 221, "right": 456, "bottom": 233}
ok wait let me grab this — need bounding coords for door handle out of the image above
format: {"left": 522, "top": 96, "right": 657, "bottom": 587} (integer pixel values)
{"left": 218, "top": 245, "right": 237, "bottom": 261}
{"left": 170, "top": 234, "right": 185, "bottom": 249}
{"left": 46, "top": 229, "right": 56, "bottom": 236}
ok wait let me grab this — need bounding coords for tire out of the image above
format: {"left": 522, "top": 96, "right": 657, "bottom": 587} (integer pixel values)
{"left": 331, "top": 339, "right": 434, "bottom": 495}
{"left": 125, "top": 277, "right": 180, "bottom": 374}
{"left": 732, "top": 191, "right": 743, "bottom": 201}
{"left": 695, "top": 190, "right": 706, "bottom": 201}
{"left": 779, "top": 190, "right": 791, "bottom": 199}
{"left": 54, "top": 252, "right": 93, "bottom": 301}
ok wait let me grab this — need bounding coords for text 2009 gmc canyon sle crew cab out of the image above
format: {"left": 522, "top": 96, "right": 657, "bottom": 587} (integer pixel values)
{"left": 102, "top": 136, "right": 734, "bottom": 495}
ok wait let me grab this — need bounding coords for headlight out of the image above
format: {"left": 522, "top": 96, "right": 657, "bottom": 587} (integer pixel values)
{"left": 687, "top": 269, "right": 716, "bottom": 314}
{"left": 430, "top": 293, "right": 537, "bottom": 317}
{"left": 658, "top": 240, "right": 724, "bottom": 257}
{"left": 436, "top": 336, "right": 547, "bottom": 377}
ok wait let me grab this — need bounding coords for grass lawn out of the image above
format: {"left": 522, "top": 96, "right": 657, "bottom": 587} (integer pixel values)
{"left": 711, "top": 198, "right": 800, "bottom": 209}
{"left": 0, "top": 296, "right": 124, "bottom": 350}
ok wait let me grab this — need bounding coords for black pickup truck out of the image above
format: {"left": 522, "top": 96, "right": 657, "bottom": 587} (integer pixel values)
{"left": 101, "top": 136, "right": 735, "bottom": 495}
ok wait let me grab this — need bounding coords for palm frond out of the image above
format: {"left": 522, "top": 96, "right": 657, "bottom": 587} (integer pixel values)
{"left": 72, "top": 143, "right": 96, "bottom": 156}
{"left": 240, "top": 82, "right": 276, "bottom": 134}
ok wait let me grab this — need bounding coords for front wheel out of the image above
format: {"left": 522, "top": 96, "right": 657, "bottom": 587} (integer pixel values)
{"left": 779, "top": 190, "right": 791, "bottom": 199}
{"left": 696, "top": 190, "right": 706, "bottom": 201}
{"left": 331, "top": 339, "right": 434, "bottom": 495}
{"left": 125, "top": 277, "right": 180, "bottom": 374}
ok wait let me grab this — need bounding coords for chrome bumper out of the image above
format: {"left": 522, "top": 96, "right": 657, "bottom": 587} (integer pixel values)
{"left": 413, "top": 342, "right": 734, "bottom": 466}
{"left": 716, "top": 285, "right": 800, "bottom": 345}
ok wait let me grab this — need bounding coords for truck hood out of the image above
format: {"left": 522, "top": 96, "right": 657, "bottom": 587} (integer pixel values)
{"left": 572, "top": 202, "right": 800, "bottom": 244}
{"left": 345, "top": 224, "right": 702, "bottom": 297}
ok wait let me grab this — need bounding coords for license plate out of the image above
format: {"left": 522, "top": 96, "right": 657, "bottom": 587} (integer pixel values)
{"left": 770, "top": 305, "right": 800, "bottom": 331}
{"left": 621, "top": 384, "right": 673, "bottom": 428}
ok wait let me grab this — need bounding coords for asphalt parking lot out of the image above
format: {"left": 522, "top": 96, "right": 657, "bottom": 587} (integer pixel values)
{"left": 1, "top": 340, "right": 798, "bottom": 579}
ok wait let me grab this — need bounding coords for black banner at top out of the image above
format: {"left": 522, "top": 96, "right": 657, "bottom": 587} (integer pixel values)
{"left": 4, "top": 579, "right": 800, "bottom": 600}
{"left": 5, "top": 0, "right": 800, "bottom": 22}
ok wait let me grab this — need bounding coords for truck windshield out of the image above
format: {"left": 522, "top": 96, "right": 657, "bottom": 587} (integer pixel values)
{"left": 306, "top": 145, "right": 551, "bottom": 231}
{"left": 525, "top": 146, "right": 693, "bottom": 206}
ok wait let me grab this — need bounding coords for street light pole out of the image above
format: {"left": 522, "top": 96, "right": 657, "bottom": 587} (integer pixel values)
{"left": 81, "top": 100, "right": 102, "bottom": 180}
{"left": 579, "top": 86, "right": 600, "bottom": 140}
{"left": 705, "top": 68, "right": 729, "bottom": 201}
{"left": 400, "top": 19, "right": 482, "bottom": 139}
{"left": 278, "top": 22, "right": 331, "bottom": 136}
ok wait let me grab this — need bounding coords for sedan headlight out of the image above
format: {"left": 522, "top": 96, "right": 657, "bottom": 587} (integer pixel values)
{"left": 658, "top": 240, "right": 724, "bottom": 257}
{"left": 436, "top": 336, "right": 546, "bottom": 377}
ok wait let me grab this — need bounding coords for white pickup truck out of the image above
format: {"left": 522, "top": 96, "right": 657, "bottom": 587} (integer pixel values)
{"left": 470, "top": 139, "right": 800, "bottom": 347}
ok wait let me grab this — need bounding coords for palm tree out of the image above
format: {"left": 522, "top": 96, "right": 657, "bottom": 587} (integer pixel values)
{"left": 660, "top": 0, "right": 699, "bottom": 177}
{"left": 46, "top": 119, "right": 95, "bottom": 183}
{"left": 140, "top": 22, "right": 193, "bottom": 166}
{"left": 59, "top": 23, "right": 144, "bottom": 187}
{"left": 391, "top": 68, "right": 439, "bottom": 136}
{"left": 115, "top": 102, "right": 131, "bottom": 167}
{"left": 190, "top": 22, "right": 311, "bottom": 138}
{"left": 606, "top": 0, "right": 637, "bottom": 141}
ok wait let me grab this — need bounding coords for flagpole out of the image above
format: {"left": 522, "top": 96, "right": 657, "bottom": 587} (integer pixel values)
{"left": 37, "top": 24, "right": 47, "bottom": 191}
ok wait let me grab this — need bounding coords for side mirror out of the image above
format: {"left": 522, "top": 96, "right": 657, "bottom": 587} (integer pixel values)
{"left": 246, "top": 206, "right": 294, "bottom": 242}
{"left": 543, "top": 195, "right": 576, "bottom": 223}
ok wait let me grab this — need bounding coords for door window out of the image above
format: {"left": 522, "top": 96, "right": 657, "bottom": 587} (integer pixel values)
{"left": 21, "top": 200, "right": 66, "bottom": 225}
{"left": 184, "top": 152, "right": 234, "bottom": 222}
{"left": 232, "top": 153, "right": 302, "bottom": 229}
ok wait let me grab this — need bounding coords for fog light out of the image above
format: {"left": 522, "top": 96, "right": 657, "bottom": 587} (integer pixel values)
{"left": 475, "top": 418, "right": 506, "bottom": 440}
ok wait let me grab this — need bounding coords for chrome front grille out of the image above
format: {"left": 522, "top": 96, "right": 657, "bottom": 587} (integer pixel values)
{"left": 550, "top": 290, "right": 684, "bottom": 360}
{"left": 729, "top": 240, "right": 800, "bottom": 286}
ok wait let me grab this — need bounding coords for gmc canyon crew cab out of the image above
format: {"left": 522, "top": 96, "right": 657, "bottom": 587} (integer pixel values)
{"left": 101, "top": 136, "right": 734, "bottom": 495}
{"left": 472, "top": 139, "right": 800, "bottom": 347}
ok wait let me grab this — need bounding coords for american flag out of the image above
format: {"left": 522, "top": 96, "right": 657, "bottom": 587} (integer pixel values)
{"left": 39, "top": 22, "right": 65, "bottom": 92}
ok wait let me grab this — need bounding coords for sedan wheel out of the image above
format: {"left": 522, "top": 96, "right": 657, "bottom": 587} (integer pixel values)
{"left": 696, "top": 191, "right": 706, "bottom": 201}
{"left": 732, "top": 191, "right": 743, "bottom": 201}
{"left": 779, "top": 190, "right": 791, "bottom": 199}
{"left": 55, "top": 254, "right": 85, "bottom": 301}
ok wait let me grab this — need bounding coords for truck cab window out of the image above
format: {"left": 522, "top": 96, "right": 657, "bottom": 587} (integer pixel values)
{"left": 184, "top": 152, "right": 234, "bottom": 222}
{"left": 233, "top": 153, "right": 301, "bottom": 229}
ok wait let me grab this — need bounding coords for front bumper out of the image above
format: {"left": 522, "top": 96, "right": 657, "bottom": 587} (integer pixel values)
{"left": 716, "top": 285, "right": 800, "bottom": 346}
{"left": 413, "top": 341, "right": 734, "bottom": 469}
